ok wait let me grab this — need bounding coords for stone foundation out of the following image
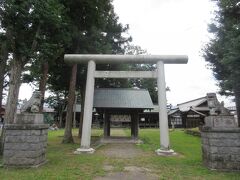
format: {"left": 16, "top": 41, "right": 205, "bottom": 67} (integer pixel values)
{"left": 3, "top": 114, "right": 49, "bottom": 168}
{"left": 201, "top": 115, "right": 240, "bottom": 171}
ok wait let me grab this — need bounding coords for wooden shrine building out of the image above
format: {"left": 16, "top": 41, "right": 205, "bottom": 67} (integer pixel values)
{"left": 93, "top": 88, "right": 154, "bottom": 138}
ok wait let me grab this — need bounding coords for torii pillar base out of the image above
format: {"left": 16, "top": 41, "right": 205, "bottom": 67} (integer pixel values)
{"left": 155, "top": 149, "right": 177, "bottom": 156}
{"left": 74, "top": 148, "right": 95, "bottom": 154}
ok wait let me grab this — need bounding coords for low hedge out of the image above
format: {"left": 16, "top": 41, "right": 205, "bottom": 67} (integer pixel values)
{"left": 184, "top": 128, "right": 201, "bottom": 137}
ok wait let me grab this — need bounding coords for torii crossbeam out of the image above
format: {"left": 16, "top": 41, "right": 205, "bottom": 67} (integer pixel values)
{"left": 64, "top": 54, "right": 188, "bottom": 155}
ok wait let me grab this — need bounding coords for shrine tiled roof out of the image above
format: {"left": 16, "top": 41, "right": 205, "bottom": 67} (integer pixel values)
{"left": 93, "top": 88, "right": 154, "bottom": 109}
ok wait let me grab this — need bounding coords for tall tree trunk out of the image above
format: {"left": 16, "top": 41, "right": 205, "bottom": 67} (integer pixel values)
{"left": 59, "top": 109, "right": 63, "bottom": 128}
{"left": 56, "top": 93, "right": 63, "bottom": 128}
{"left": 233, "top": 83, "right": 240, "bottom": 127}
{"left": 62, "top": 64, "right": 77, "bottom": 143}
{"left": 0, "top": 44, "right": 7, "bottom": 153}
{"left": 0, "top": 65, "right": 6, "bottom": 109}
{"left": 39, "top": 62, "right": 49, "bottom": 113}
{"left": 5, "top": 58, "right": 23, "bottom": 124}
{"left": 1, "top": 58, "right": 23, "bottom": 154}
{"left": 0, "top": 63, "right": 6, "bottom": 110}
{"left": 0, "top": 42, "right": 8, "bottom": 109}
{"left": 73, "top": 94, "right": 77, "bottom": 128}
{"left": 78, "top": 86, "right": 85, "bottom": 138}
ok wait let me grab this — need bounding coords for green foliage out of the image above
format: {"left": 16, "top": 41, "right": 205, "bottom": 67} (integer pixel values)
{"left": 0, "top": 0, "right": 71, "bottom": 122}
{"left": 43, "top": 113, "right": 54, "bottom": 125}
{"left": 184, "top": 128, "right": 201, "bottom": 137}
{"left": 0, "top": 33, "right": 9, "bottom": 104}
{"left": 96, "top": 44, "right": 159, "bottom": 103}
{"left": 203, "top": 0, "right": 240, "bottom": 95}
{"left": 129, "top": 64, "right": 158, "bottom": 103}
{"left": 124, "top": 45, "right": 158, "bottom": 102}
{"left": 11, "top": 0, "right": 72, "bottom": 86}
{"left": 45, "top": 92, "right": 67, "bottom": 120}
{"left": 203, "top": 0, "right": 240, "bottom": 124}
{"left": 47, "top": 0, "right": 132, "bottom": 97}
{"left": 0, "top": 0, "right": 67, "bottom": 63}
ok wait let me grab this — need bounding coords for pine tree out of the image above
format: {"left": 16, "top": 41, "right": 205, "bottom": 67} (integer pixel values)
{"left": 203, "top": 0, "right": 240, "bottom": 126}
{"left": 0, "top": 0, "right": 68, "bottom": 123}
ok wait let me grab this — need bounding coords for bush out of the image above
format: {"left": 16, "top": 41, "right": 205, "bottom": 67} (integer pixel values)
{"left": 184, "top": 128, "right": 201, "bottom": 137}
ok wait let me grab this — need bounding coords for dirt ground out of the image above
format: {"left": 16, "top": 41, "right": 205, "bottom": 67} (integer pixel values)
{"left": 94, "top": 129, "right": 159, "bottom": 180}
{"left": 95, "top": 143, "right": 158, "bottom": 180}
{"left": 99, "top": 143, "right": 142, "bottom": 159}
{"left": 95, "top": 166, "right": 158, "bottom": 180}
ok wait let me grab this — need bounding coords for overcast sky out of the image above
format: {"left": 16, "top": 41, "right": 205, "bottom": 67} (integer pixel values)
{"left": 112, "top": 0, "right": 235, "bottom": 106}
{"left": 18, "top": 0, "right": 235, "bottom": 106}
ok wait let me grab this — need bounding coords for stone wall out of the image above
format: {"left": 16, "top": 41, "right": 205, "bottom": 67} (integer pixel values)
{"left": 201, "top": 115, "right": 240, "bottom": 171}
{"left": 3, "top": 114, "right": 49, "bottom": 168}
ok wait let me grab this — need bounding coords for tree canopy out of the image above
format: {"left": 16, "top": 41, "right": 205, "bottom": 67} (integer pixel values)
{"left": 0, "top": 0, "right": 159, "bottom": 128}
{"left": 203, "top": 0, "right": 240, "bottom": 125}
{"left": 0, "top": 0, "right": 71, "bottom": 123}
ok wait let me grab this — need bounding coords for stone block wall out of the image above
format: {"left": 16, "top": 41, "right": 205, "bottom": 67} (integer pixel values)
{"left": 3, "top": 117, "right": 49, "bottom": 168}
{"left": 201, "top": 127, "right": 240, "bottom": 171}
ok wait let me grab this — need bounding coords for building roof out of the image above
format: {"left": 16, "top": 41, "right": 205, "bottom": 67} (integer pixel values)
{"left": 188, "top": 108, "right": 206, "bottom": 117}
{"left": 93, "top": 88, "right": 154, "bottom": 109}
{"left": 143, "top": 104, "right": 159, "bottom": 113}
{"left": 193, "top": 107, "right": 210, "bottom": 112}
{"left": 168, "top": 109, "right": 179, "bottom": 116}
{"left": 177, "top": 97, "right": 207, "bottom": 111}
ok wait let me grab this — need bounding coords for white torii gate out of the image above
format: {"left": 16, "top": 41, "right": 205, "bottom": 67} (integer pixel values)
{"left": 64, "top": 54, "right": 188, "bottom": 155}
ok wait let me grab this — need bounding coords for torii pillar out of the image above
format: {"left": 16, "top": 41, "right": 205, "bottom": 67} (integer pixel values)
{"left": 64, "top": 54, "right": 188, "bottom": 155}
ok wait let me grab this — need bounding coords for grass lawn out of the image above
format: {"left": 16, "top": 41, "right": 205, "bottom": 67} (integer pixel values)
{"left": 0, "top": 128, "right": 239, "bottom": 179}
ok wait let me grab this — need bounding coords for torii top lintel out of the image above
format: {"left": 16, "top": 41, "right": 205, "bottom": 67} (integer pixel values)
{"left": 64, "top": 54, "right": 188, "bottom": 64}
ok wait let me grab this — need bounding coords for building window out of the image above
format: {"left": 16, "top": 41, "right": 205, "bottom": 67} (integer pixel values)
{"left": 171, "top": 116, "right": 182, "bottom": 125}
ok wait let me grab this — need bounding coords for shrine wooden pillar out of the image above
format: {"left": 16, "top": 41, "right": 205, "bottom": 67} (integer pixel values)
{"left": 131, "top": 110, "right": 139, "bottom": 138}
{"left": 104, "top": 111, "right": 110, "bottom": 138}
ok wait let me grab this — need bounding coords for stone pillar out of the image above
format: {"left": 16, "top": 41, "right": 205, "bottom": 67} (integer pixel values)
{"left": 201, "top": 115, "right": 240, "bottom": 171}
{"left": 75, "top": 60, "right": 96, "bottom": 154}
{"left": 3, "top": 113, "right": 48, "bottom": 168}
{"left": 156, "top": 61, "right": 175, "bottom": 155}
